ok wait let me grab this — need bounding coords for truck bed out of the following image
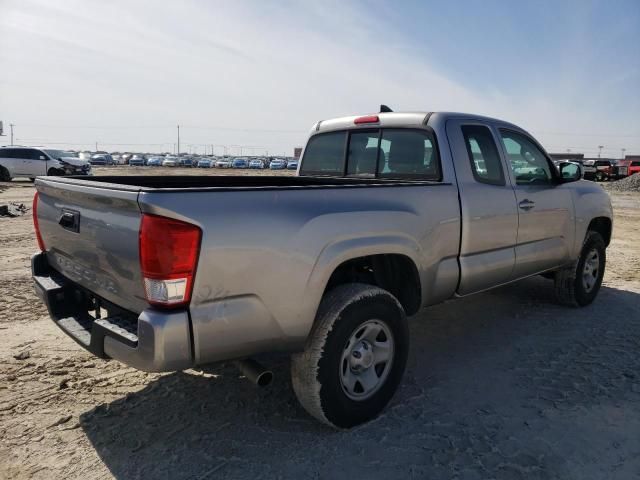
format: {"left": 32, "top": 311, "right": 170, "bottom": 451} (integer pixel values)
{"left": 46, "top": 175, "right": 444, "bottom": 191}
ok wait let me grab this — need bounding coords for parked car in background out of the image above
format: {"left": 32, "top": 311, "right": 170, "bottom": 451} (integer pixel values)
{"left": 216, "top": 158, "right": 232, "bottom": 168}
{"left": 78, "top": 152, "right": 93, "bottom": 162}
{"left": 232, "top": 157, "right": 249, "bottom": 168}
{"left": 121, "top": 153, "right": 133, "bottom": 164}
{"left": 629, "top": 160, "right": 640, "bottom": 176}
{"left": 249, "top": 159, "right": 264, "bottom": 169}
{"left": 582, "top": 160, "right": 617, "bottom": 181}
{"left": 162, "top": 156, "right": 179, "bottom": 167}
{"left": 179, "top": 156, "right": 194, "bottom": 168}
{"left": 147, "top": 156, "right": 164, "bottom": 167}
{"left": 129, "top": 154, "right": 146, "bottom": 166}
{"left": 90, "top": 154, "right": 114, "bottom": 166}
{"left": 111, "top": 154, "right": 123, "bottom": 165}
{"left": 269, "top": 158, "right": 287, "bottom": 170}
{"left": 197, "top": 158, "right": 213, "bottom": 168}
{"left": 0, "top": 146, "right": 91, "bottom": 181}
{"left": 286, "top": 159, "right": 299, "bottom": 170}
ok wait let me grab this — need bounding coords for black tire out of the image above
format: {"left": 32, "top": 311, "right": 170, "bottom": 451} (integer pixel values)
{"left": 595, "top": 172, "right": 605, "bottom": 182}
{"left": 291, "top": 283, "right": 409, "bottom": 429}
{"left": 47, "top": 168, "right": 64, "bottom": 176}
{"left": 554, "top": 231, "right": 606, "bottom": 307}
{"left": 28, "top": 178, "right": 36, "bottom": 183}
{"left": 0, "top": 166, "right": 11, "bottom": 182}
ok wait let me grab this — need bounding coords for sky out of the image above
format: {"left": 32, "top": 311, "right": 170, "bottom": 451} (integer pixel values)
{"left": 0, "top": 0, "right": 638, "bottom": 157}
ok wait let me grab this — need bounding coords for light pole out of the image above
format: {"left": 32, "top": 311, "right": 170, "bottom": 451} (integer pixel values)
{"left": 10, "top": 123, "right": 15, "bottom": 146}
{"left": 598, "top": 145, "right": 604, "bottom": 158}
{"left": 621, "top": 148, "right": 626, "bottom": 160}
{"left": 177, "top": 125, "right": 180, "bottom": 155}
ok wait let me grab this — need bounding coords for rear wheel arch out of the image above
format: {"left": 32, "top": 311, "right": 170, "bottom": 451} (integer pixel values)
{"left": 0, "top": 165, "right": 11, "bottom": 181}
{"left": 322, "top": 253, "right": 422, "bottom": 316}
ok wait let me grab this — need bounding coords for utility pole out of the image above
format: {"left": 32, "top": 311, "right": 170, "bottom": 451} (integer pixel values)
{"left": 10, "top": 123, "right": 15, "bottom": 146}
{"left": 598, "top": 145, "right": 604, "bottom": 158}
{"left": 177, "top": 125, "right": 180, "bottom": 155}
{"left": 621, "top": 148, "right": 626, "bottom": 160}
{"left": 95, "top": 141, "right": 98, "bottom": 151}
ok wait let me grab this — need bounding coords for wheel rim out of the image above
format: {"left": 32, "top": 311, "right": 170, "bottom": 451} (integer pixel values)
{"left": 340, "top": 319, "right": 394, "bottom": 401}
{"left": 581, "top": 248, "right": 600, "bottom": 293}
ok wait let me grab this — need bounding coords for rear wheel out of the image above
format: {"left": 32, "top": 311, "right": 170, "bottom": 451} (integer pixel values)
{"left": 595, "top": 171, "right": 605, "bottom": 182}
{"left": 47, "top": 168, "right": 64, "bottom": 176}
{"left": 555, "top": 231, "right": 606, "bottom": 306}
{"left": 291, "top": 283, "right": 409, "bottom": 429}
{"left": 0, "top": 166, "right": 11, "bottom": 182}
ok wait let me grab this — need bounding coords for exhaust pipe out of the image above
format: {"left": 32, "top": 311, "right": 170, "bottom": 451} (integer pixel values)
{"left": 233, "top": 359, "right": 273, "bottom": 387}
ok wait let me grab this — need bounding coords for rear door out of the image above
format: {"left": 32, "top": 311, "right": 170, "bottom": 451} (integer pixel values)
{"left": 23, "top": 149, "right": 48, "bottom": 177}
{"left": 497, "top": 129, "right": 575, "bottom": 278}
{"left": 446, "top": 119, "right": 519, "bottom": 294}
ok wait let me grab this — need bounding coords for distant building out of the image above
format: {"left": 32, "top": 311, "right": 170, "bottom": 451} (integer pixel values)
{"left": 294, "top": 147, "right": 303, "bottom": 159}
{"left": 625, "top": 155, "right": 640, "bottom": 162}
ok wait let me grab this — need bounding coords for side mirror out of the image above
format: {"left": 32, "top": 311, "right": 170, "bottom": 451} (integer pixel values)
{"left": 558, "top": 161, "right": 582, "bottom": 183}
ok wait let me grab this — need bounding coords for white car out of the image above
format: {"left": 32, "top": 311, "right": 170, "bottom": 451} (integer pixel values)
{"left": 216, "top": 158, "right": 232, "bottom": 168}
{"left": 0, "top": 147, "right": 91, "bottom": 181}
{"left": 162, "top": 156, "right": 179, "bottom": 167}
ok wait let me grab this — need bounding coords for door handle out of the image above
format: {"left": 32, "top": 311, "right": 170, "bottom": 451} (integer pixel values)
{"left": 58, "top": 209, "right": 80, "bottom": 233}
{"left": 518, "top": 199, "right": 535, "bottom": 211}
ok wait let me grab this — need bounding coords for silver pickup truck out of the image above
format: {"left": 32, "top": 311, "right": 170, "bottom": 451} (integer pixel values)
{"left": 31, "top": 110, "right": 613, "bottom": 428}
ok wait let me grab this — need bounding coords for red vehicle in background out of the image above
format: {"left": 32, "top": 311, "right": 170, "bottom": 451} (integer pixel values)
{"left": 629, "top": 160, "right": 640, "bottom": 176}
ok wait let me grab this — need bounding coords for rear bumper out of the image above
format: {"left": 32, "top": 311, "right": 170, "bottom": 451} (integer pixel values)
{"left": 32, "top": 252, "right": 193, "bottom": 372}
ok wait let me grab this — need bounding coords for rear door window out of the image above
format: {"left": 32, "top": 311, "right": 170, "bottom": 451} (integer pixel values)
{"left": 461, "top": 125, "right": 505, "bottom": 185}
{"left": 13, "top": 149, "right": 29, "bottom": 159}
{"left": 299, "top": 131, "right": 346, "bottom": 176}
{"left": 25, "top": 149, "right": 45, "bottom": 160}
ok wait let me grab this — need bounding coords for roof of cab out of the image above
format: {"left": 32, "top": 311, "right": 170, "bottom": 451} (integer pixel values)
{"left": 313, "top": 111, "right": 522, "bottom": 134}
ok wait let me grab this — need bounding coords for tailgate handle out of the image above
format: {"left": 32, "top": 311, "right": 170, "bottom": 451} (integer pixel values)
{"left": 59, "top": 210, "right": 80, "bottom": 233}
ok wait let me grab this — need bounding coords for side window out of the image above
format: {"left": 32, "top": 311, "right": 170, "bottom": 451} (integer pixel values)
{"left": 378, "top": 129, "right": 440, "bottom": 180}
{"left": 346, "top": 130, "right": 379, "bottom": 177}
{"left": 299, "top": 131, "right": 346, "bottom": 176}
{"left": 27, "top": 149, "right": 45, "bottom": 160}
{"left": 12, "top": 149, "right": 28, "bottom": 159}
{"left": 499, "top": 130, "right": 553, "bottom": 185}
{"left": 0, "top": 149, "right": 8, "bottom": 159}
{"left": 631, "top": 161, "right": 640, "bottom": 167}
{"left": 461, "top": 125, "right": 505, "bottom": 185}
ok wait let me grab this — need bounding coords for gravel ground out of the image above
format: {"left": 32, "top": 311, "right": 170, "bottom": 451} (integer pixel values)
{"left": 1, "top": 171, "right": 639, "bottom": 479}
{"left": 605, "top": 173, "right": 640, "bottom": 192}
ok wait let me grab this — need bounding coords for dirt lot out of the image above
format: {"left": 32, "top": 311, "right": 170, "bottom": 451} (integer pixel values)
{"left": 1, "top": 169, "right": 639, "bottom": 479}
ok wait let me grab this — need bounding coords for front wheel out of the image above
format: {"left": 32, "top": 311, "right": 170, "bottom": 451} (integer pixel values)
{"left": 555, "top": 231, "right": 606, "bottom": 306}
{"left": 291, "top": 283, "right": 409, "bottom": 429}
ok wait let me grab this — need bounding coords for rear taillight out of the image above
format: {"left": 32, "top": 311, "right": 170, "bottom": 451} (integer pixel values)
{"left": 33, "top": 192, "right": 45, "bottom": 251}
{"left": 139, "top": 214, "right": 201, "bottom": 308}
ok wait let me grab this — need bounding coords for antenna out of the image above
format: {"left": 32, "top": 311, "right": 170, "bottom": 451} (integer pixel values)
{"left": 379, "top": 105, "right": 393, "bottom": 113}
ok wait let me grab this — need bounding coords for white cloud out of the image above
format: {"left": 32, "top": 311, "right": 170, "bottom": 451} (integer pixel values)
{"left": 0, "top": 0, "right": 638, "bottom": 156}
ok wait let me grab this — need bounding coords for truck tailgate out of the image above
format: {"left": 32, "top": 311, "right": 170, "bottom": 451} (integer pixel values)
{"left": 36, "top": 178, "right": 148, "bottom": 314}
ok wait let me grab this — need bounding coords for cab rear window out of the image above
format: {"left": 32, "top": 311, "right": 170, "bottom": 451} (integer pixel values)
{"left": 300, "top": 128, "right": 440, "bottom": 181}
{"left": 299, "top": 131, "right": 346, "bottom": 176}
